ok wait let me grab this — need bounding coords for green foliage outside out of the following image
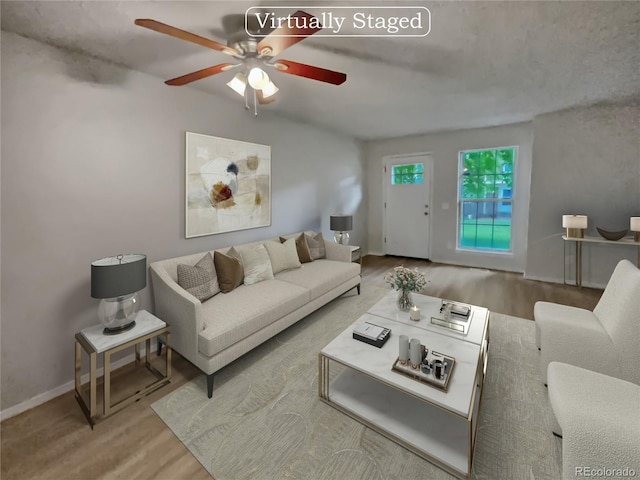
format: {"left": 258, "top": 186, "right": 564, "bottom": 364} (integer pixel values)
{"left": 460, "top": 218, "right": 511, "bottom": 250}
{"left": 459, "top": 148, "right": 516, "bottom": 251}
{"left": 461, "top": 148, "right": 514, "bottom": 199}
{"left": 392, "top": 163, "right": 423, "bottom": 185}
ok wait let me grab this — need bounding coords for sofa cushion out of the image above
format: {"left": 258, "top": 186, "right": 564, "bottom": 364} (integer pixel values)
{"left": 198, "top": 279, "right": 310, "bottom": 357}
{"left": 235, "top": 244, "right": 274, "bottom": 285}
{"left": 305, "top": 232, "right": 326, "bottom": 260}
{"left": 264, "top": 239, "right": 302, "bottom": 274}
{"left": 280, "top": 233, "right": 313, "bottom": 263}
{"left": 177, "top": 252, "right": 219, "bottom": 302}
{"left": 275, "top": 259, "right": 360, "bottom": 300}
{"left": 214, "top": 248, "right": 244, "bottom": 293}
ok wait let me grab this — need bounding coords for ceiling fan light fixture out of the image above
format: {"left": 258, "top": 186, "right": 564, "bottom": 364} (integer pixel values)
{"left": 248, "top": 67, "right": 270, "bottom": 89}
{"left": 227, "top": 73, "right": 247, "bottom": 96}
{"left": 261, "top": 81, "right": 279, "bottom": 98}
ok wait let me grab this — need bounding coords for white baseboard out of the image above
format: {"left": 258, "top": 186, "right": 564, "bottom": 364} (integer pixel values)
{"left": 0, "top": 348, "right": 149, "bottom": 422}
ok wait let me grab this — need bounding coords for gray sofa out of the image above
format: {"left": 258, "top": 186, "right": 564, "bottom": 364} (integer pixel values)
{"left": 149, "top": 232, "right": 361, "bottom": 397}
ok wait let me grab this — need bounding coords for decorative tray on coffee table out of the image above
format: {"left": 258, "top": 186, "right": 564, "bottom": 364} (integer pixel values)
{"left": 392, "top": 350, "right": 456, "bottom": 393}
{"left": 430, "top": 300, "right": 472, "bottom": 335}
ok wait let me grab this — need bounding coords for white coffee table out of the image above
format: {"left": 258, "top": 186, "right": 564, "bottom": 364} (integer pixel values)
{"left": 319, "top": 294, "right": 490, "bottom": 479}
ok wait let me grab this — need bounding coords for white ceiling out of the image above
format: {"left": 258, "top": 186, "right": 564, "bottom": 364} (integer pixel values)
{"left": 2, "top": 1, "right": 639, "bottom": 140}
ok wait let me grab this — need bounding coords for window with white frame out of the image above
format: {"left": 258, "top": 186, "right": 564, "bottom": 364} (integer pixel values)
{"left": 458, "top": 147, "right": 517, "bottom": 251}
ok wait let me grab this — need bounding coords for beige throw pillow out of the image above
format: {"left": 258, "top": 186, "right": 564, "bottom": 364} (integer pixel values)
{"left": 264, "top": 239, "right": 302, "bottom": 274}
{"left": 214, "top": 248, "right": 244, "bottom": 293}
{"left": 177, "top": 252, "right": 220, "bottom": 302}
{"left": 305, "top": 232, "right": 326, "bottom": 260}
{"left": 280, "top": 233, "right": 313, "bottom": 263}
{"left": 235, "top": 244, "right": 274, "bottom": 285}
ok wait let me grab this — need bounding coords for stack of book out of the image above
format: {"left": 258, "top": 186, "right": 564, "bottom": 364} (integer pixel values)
{"left": 353, "top": 321, "right": 391, "bottom": 348}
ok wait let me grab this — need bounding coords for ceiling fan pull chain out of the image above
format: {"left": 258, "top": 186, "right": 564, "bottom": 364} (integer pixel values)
{"left": 253, "top": 89, "right": 258, "bottom": 117}
{"left": 244, "top": 86, "right": 250, "bottom": 111}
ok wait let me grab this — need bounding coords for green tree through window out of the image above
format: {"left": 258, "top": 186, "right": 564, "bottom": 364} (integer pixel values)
{"left": 458, "top": 147, "right": 516, "bottom": 251}
{"left": 391, "top": 163, "right": 423, "bottom": 185}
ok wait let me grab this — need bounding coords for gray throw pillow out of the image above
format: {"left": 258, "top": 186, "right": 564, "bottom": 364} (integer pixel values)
{"left": 305, "top": 232, "right": 326, "bottom": 260}
{"left": 177, "top": 252, "right": 220, "bottom": 302}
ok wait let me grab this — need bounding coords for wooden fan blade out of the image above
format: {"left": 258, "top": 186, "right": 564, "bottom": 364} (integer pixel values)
{"left": 256, "top": 11, "right": 322, "bottom": 57}
{"left": 135, "top": 19, "right": 239, "bottom": 56}
{"left": 256, "top": 90, "right": 276, "bottom": 105}
{"left": 273, "top": 60, "right": 346, "bottom": 85}
{"left": 165, "top": 63, "right": 234, "bottom": 86}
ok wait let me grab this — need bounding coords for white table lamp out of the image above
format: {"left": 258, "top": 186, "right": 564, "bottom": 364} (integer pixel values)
{"left": 562, "top": 215, "right": 588, "bottom": 238}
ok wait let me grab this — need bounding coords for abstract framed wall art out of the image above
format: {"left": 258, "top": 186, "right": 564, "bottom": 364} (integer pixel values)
{"left": 185, "top": 132, "right": 271, "bottom": 238}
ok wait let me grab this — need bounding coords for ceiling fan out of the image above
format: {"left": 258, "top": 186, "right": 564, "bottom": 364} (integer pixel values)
{"left": 134, "top": 10, "right": 347, "bottom": 113}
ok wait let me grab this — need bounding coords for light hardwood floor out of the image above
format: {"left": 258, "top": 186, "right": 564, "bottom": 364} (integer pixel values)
{"left": 1, "top": 255, "right": 601, "bottom": 480}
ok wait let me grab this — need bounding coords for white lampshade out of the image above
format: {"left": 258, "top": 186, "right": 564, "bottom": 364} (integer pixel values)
{"left": 248, "top": 67, "right": 270, "bottom": 89}
{"left": 261, "top": 81, "right": 279, "bottom": 98}
{"left": 562, "top": 215, "right": 588, "bottom": 229}
{"left": 226, "top": 73, "right": 247, "bottom": 96}
{"left": 630, "top": 217, "right": 640, "bottom": 232}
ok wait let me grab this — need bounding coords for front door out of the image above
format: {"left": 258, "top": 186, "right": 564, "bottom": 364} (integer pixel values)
{"left": 383, "top": 154, "right": 432, "bottom": 259}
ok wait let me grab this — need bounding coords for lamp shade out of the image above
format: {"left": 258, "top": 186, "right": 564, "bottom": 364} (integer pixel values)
{"left": 91, "top": 254, "right": 147, "bottom": 299}
{"left": 226, "top": 73, "right": 247, "bottom": 96}
{"left": 562, "top": 215, "right": 587, "bottom": 229}
{"left": 630, "top": 217, "right": 640, "bottom": 232}
{"left": 330, "top": 215, "right": 353, "bottom": 232}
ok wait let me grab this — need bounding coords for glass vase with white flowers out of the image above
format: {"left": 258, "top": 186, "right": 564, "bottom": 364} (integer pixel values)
{"left": 384, "top": 266, "right": 428, "bottom": 311}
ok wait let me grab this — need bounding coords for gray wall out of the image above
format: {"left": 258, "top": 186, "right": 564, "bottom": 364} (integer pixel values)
{"left": 365, "top": 123, "right": 534, "bottom": 272}
{"left": 526, "top": 103, "right": 640, "bottom": 287}
{"left": 0, "top": 32, "right": 364, "bottom": 412}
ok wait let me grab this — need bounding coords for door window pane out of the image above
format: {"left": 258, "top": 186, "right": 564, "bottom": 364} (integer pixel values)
{"left": 392, "top": 163, "right": 424, "bottom": 185}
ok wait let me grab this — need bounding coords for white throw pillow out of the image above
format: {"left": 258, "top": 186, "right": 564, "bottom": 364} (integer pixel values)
{"left": 264, "top": 239, "right": 302, "bottom": 274}
{"left": 235, "top": 244, "right": 274, "bottom": 285}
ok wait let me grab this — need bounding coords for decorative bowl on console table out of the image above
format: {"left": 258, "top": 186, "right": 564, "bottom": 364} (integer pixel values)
{"left": 596, "top": 227, "right": 628, "bottom": 241}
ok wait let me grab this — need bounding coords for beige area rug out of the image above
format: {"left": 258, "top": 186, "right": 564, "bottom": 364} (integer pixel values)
{"left": 152, "top": 286, "right": 562, "bottom": 480}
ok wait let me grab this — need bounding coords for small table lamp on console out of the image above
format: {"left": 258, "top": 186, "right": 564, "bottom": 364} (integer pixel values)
{"left": 330, "top": 215, "right": 353, "bottom": 245}
{"left": 91, "top": 254, "right": 147, "bottom": 335}
{"left": 562, "top": 214, "right": 588, "bottom": 238}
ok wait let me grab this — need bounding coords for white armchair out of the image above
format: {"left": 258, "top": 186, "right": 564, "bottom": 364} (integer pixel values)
{"left": 547, "top": 362, "right": 640, "bottom": 480}
{"left": 535, "top": 259, "right": 640, "bottom": 385}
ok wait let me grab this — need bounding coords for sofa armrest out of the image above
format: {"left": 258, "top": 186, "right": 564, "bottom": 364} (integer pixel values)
{"left": 324, "top": 241, "right": 352, "bottom": 263}
{"left": 149, "top": 264, "right": 203, "bottom": 365}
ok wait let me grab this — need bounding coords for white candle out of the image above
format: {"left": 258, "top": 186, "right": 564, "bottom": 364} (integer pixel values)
{"left": 409, "top": 305, "right": 420, "bottom": 321}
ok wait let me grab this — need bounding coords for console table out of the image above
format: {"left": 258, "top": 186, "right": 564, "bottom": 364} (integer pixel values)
{"left": 562, "top": 235, "right": 640, "bottom": 288}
